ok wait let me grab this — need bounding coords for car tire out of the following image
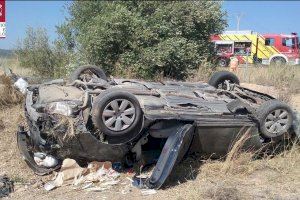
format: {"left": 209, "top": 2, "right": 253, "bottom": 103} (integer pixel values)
{"left": 256, "top": 100, "right": 293, "bottom": 139}
{"left": 218, "top": 58, "right": 229, "bottom": 67}
{"left": 208, "top": 71, "right": 240, "bottom": 89}
{"left": 271, "top": 57, "right": 286, "bottom": 66}
{"left": 69, "top": 65, "right": 108, "bottom": 82}
{"left": 92, "top": 89, "right": 143, "bottom": 144}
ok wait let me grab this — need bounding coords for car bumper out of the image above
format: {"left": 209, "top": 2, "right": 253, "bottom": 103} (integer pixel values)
{"left": 288, "top": 58, "right": 300, "bottom": 65}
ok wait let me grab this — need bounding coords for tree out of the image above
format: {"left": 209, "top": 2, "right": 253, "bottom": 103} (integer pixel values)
{"left": 15, "top": 27, "right": 71, "bottom": 78}
{"left": 58, "top": 1, "right": 227, "bottom": 80}
{"left": 15, "top": 27, "right": 55, "bottom": 77}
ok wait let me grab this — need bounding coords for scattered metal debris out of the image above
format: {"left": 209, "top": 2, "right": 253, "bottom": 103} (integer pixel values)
{"left": 141, "top": 189, "right": 157, "bottom": 196}
{"left": 0, "top": 175, "right": 14, "bottom": 198}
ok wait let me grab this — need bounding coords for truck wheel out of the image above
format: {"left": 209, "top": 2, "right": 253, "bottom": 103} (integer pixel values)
{"left": 271, "top": 57, "right": 286, "bottom": 66}
{"left": 92, "top": 89, "right": 143, "bottom": 144}
{"left": 256, "top": 100, "right": 293, "bottom": 139}
{"left": 218, "top": 58, "right": 229, "bottom": 67}
{"left": 208, "top": 71, "right": 240, "bottom": 90}
{"left": 69, "top": 65, "right": 108, "bottom": 82}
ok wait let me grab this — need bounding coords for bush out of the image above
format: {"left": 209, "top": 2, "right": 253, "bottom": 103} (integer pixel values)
{"left": 15, "top": 27, "right": 70, "bottom": 79}
{"left": 15, "top": 27, "right": 55, "bottom": 77}
{"left": 58, "top": 1, "right": 227, "bottom": 80}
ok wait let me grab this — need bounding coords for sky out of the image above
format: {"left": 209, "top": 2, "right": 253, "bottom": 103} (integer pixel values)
{"left": 0, "top": 1, "right": 300, "bottom": 50}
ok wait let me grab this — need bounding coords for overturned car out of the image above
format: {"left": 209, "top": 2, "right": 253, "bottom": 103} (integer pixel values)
{"left": 14, "top": 66, "right": 298, "bottom": 189}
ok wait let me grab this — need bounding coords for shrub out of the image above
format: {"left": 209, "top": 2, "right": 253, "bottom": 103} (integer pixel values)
{"left": 15, "top": 27, "right": 55, "bottom": 78}
{"left": 15, "top": 27, "right": 71, "bottom": 79}
{"left": 58, "top": 1, "right": 227, "bottom": 80}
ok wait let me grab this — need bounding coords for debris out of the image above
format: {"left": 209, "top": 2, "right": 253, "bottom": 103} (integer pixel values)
{"left": 125, "top": 177, "right": 134, "bottom": 183}
{"left": 112, "top": 162, "right": 122, "bottom": 171}
{"left": 44, "top": 158, "right": 87, "bottom": 191}
{"left": 81, "top": 182, "right": 93, "bottom": 190}
{"left": 34, "top": 152, "right": 58, "bottom": 168}
{"left": 126, "top": 168, "right": 135, "bottom": 175}
{"left": 44, "top": 172, "right": 64, "bottom": 191}
{"left": 14, "top": 78, "right": 28, "bottom": 94}
{"left": 44, "top": 159, "right": 121, "bottom": 192}
{"left": 88, "top": 161, "right": 112, "bottom": 171}
{"left": 0, "top": 175, "right": 14, "bottom": 198}
{"left": 141, "top": 189, "right": 157, "bottom": 196}
{"left": 132, "top": 178, "right": 146, "bottom": 189}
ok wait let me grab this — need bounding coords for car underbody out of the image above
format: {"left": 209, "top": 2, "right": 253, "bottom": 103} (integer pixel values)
{"left": 11, "top": 66, "right": 298, "bottom": 189}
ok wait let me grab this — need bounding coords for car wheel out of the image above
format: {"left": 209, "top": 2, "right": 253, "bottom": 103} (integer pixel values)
{"left": 218, "top": 58, "right": 229, "bottom": 67}
{"left": 271, "top": 57, "right": 286, "bottom": 66}
{"left": 92, "top": 89, "right": 143, "bottom": 144}
{"left": 256, "top": 100, "right": 293, "bottom": 139}
{"left": 208, "top": 71, "right": 240, "bottom": 90}
{"left": 69, "top": 65, "right": 108, "bottom": 82}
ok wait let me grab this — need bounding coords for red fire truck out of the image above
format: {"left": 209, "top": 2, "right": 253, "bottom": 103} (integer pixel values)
{"left": 211, "top": 30, "right": 300, "bottom": 67}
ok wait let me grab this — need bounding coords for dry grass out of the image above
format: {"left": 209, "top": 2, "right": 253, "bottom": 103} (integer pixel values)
{"left": 235, "top": 65, "right": 300, "bottom": 104}
{"left": 0, "top": 105, "right": 37, "bottom": 182}
{"left": 236, "top": 65, "right": 300, "bottom": 104}
{"left": 0, "top": 75, "right": 24, "bottom": 107}
{"left": 0, "top": 57, "right": 32, "bottom": 77}
{"left": 188, "top": 61, "right": 216, "bottom": 82}
{"left": 0, "top": 57, "right": 31, "bottom": 107}
{"left": 236, "top": 65, "right": 300, "bottom": 92}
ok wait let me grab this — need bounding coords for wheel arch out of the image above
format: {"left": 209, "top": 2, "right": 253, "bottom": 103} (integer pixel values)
{"left": 269, "top": 54, "right": 288, "bottom": 64}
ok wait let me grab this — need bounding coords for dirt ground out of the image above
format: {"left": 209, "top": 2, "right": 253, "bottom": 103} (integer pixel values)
{"left": 1, "top": 84, "right": 300, "bottom": 200}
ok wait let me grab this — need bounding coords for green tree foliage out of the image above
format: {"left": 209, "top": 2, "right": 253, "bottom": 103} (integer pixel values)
{"left": 15, "top": 27, "right": 55, "bottom": 77}
{"left": 59, "top": 1, "right": 227, "bottom": 79}
{"left": 15, "top": 27, "right": 71, "bottom": 78}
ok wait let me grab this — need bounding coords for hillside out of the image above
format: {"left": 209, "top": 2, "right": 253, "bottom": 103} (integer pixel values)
{"left": 0, "top": 49, "right": 14, "bottom": 58}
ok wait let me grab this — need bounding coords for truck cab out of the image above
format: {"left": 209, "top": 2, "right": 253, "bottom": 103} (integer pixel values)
{"left": 263, "top": 33, "right": 300, "bottom": 65}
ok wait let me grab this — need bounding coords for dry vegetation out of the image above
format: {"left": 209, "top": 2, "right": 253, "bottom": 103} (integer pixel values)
{"left": 0, "top": 61, "right": 300, "bottom": 199}
{"left": 0, "top": 57, "right": 32, "bottom": 77}
{"left": 189, "top": 64, "right": 300, "bottom": 106}
{"left": 235, "top": 65, "right": 300, "bottom": 104}
{"left": 0, "top": 75, "right": 23, "bottom": 107}
{"left": 236, "top": 65, "right": 300, "bottom": 92}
